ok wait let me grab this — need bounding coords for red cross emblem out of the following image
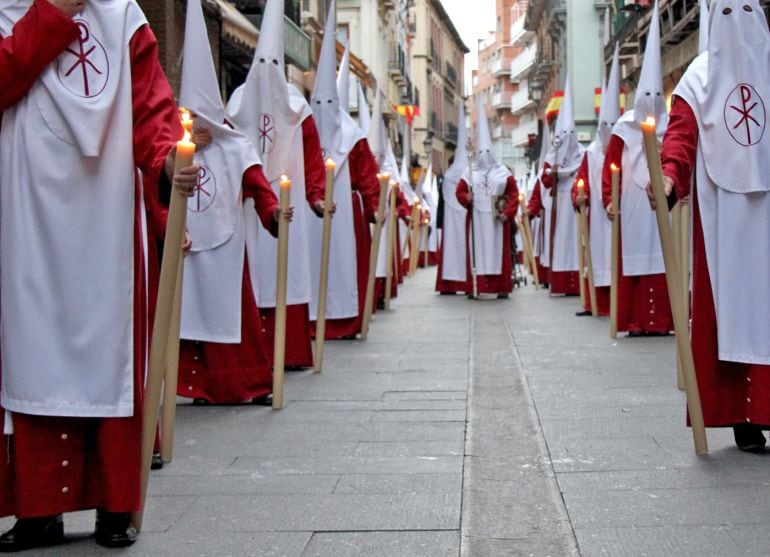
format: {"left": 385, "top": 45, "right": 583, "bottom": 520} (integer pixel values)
{"left": 57, "top": 20, "right": 109, "bottom": 98}
{"left": 724, "top": 84, "right": 766, "bottom": 147}
{"left": 258, "top": 113, "right": 276, "bottom": 154}
{"left": 187, "top": 166, "right": 217, "bottom": 213}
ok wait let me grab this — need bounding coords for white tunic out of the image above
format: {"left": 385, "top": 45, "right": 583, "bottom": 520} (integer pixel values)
{"left": 0, "top": 0, "right": 146, "bottom": 417}
{"left": 585, "top": 141, "right": 612, "bottom": 286}
{"left": 551, "top": 167, "right": 581, "bottom": 273}
{"left": 440, "top": 167, "right": 468, "bottom": 282}
{"left": 612, "top": 110, "right": 666, "bottom": 277}
{"left": 469, "top": 165, "right": 511, "bottom": 275}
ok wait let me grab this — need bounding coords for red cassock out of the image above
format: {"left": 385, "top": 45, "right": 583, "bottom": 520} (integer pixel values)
{"left": 540, "top": 164, "right": 580, "bottom": 295}
{"left": 571, "top": 155, "right": 611, "bottom": 316}
{"left": 258, "top": 117, "right": 325, "bottom": 367}
{"left": 318, "top": 139, "right": 380, "bottom": 339}
{"left": 375, "top": 189, "right": 410, "bottom": 302}
{"left": 526, "top": 179, "right": 550, "bottom": 285}
{"left": 661, "top": 99, "right": 770, "bottom": 427}
{"left": 0, "top": 7, "right": 180, "bottom": 518}
{"left": 601, "top": 136, "right": 673, "bottom": 334}
{"left": 177, "top": 166, "right": 279, "bottom": 403}
{"left": 455, "top": 176, "right": 519, "bottom": 295}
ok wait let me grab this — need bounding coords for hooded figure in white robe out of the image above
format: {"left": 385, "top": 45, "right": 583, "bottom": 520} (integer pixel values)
{"left": 440, "top": 103, "right": 470, "bottom": 283}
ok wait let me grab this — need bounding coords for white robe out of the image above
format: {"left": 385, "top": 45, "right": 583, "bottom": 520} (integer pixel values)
{"left": 585, "top": 141, "right": 613, "bottom": 286}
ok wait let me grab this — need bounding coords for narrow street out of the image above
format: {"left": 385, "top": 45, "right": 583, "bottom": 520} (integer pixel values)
{"left": 6, "top": 268, "right": 768, "bottom": 556}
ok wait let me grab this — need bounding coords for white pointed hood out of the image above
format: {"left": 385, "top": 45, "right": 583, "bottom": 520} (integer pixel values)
{"left": 699, "top": 0, "right": 710, "bottom": 54}
{"left": 358, "top": 84, "right": 371, "bottom": 135}
{"left": 474, "top": 94, "right": 496, "bottom": 172}
{"left": 400, "top": 134, "right": 417, "bottom": 201}
{"left": 367, "top": 88, "right": 387, "bottom": 167}
{"left": 548, "top": 73, "right": 583, "bottom": 173}
{"left": 225, "top": 0, "right": 307, "bottom": 183}
{"left": 180, "top": 0, "right": 225, "bottom": 126}
{"left": 337, "top": 44, "right": 351, "bottom": 114}
{"left": 634, "top": 0, "right": 667, "bottom": 133}
{"left": 444, "top": 103, "right": 468, "bottom": 188}
{"left": 674, "top": 0, "right": 770, "bottom": 194}
{"left": 537, "top": 125, "right": 552, "bottom": 178}
{"left": 597, "top": 44, "right": 621, "bottom": 147}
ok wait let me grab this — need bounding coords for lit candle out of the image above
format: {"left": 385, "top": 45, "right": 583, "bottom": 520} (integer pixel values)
{"left": 273, "top": 174, "right": 292, "bottom": 408}
{"left": 315, "top": 161, "right": 335, "bottom": 371}
{"left": 180, "top": 109, "right": 193, "bottom": 135}
{"left": 577, "top": 178, "right": 585, "bottom": 205}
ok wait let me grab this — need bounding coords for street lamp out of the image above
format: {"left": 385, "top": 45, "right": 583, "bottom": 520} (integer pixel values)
{"left": 422, "top": 131, "right": 434, "bottom": 167}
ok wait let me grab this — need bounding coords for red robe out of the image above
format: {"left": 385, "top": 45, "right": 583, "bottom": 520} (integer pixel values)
{"left": 317, "top": 139, "right": 381, "bottom": 339}
{"left": 456, "top": 176, "right": 519, "bottom": 295}
{"left": 375, "top": 189, "right": 410, "bottom": 302}
{"left": 526, "top": 179, "right": 550, "bottom": 284}
{"left": 600, "top": 135, "right": 673, "bottom": 334}
{"left": 571, "top": 155, "right": 611, "bottom": 316}
{"left": 661, "top": 98, "right": 770, "bottom": 428}
{"left": 0, "top": 6, "right": 181, "bottom": 518}
{"left": 258, "top": 117, "right": 326, "bottom": 367}
{"left": 540, "top": 164, "right": 580, "bottom": 295}
{"left": 177, "top": 166, "right": 279, "bottom": 403}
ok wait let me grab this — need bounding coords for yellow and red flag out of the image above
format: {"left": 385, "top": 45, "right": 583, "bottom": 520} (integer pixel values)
{"left": 393, "top": 105, "right": 421, "bottom": 124}
{"left": 545, "top": 90, "right": 563, "bottom": 124}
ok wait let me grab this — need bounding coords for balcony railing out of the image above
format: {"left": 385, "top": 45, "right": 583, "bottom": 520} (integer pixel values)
{"left": 491, "top": 58, "right": 510, "bottom": 77}
{"left": 510, "top": 13, "right": 534, "bottom": 46}
{"left": 510, "top": 114, "right": 538, "bottom": 146}
{"left": 510, "top": 85, "right": 534, "bottom": 114}
{"left": 510, "top": 44, "right": 536, "bottom": 83}
{"left": 491, "top": 91, "right": 512, "bottom": 109}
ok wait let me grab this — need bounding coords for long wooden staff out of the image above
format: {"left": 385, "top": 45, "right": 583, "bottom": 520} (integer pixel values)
{"left": 576, "top": 191, "right": 587, "bottom": 308}
{"left": 518, "top": 193, "right": 540, "bottom": 289}
{"left": 679, "top": 201, "right": 690, "bottom": 390}
{"left": 272, "top": 176, "right": 292, "bottom": 409}
{"left": 671, "top": 202, "right": 686, "bottom": 390}
{"left": 609, "top": 163, "right": 620, "bottom": 339}
{"left": 133, "top": 118, "right": 195, "bottom": 532}
{"left": 422, "top": 217, "right": 430, "bottom": 268}
{"left": 641, "top": 117, "right": 707, "bottom": 455}
{"left": 548, "top": 139, "right": 561, "bottom": 295}
{"left": 409, "top": 199, "right": 420, "bottom": 276}
{"left": 160, "top": 251, "right": 184, "bottom": 462}
{"left": 384, "top": 182, "right": 397, "bottom": 310}
{"left": 577, "top": 180, "right": 598, "bottom": 316}
{"left": 361, "top": 173, "right": 389, "bottom": 339}
{"left": 313, "top": 159, "right": 336, "bottom": 372}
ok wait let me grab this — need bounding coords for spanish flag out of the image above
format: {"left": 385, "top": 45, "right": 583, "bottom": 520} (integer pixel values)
{"left": 545, "top": 90, "right": 563, "bottom": 124}
{"left": 594, "top": 86, "right": 628, "bottom": 116}
{"left": 393, "top": 105, "right": 421, "bottom": 124}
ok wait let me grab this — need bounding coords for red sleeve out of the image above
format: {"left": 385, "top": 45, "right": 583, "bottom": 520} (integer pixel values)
{"left": 243, "top": 165, "right": 280, "bottom": 237}
{"left": 541, "top": 162, "right": 554, "bottom": 189}
{"left": 396, "top": 189, "right": 411, "bottom": 219}
{"left": 572, "top": 154, "right": 589, "bottom": 208}
{"left": 302, "top": 116, "right": 326, "bottom": 208}
{"left": 527, "top": 180, "right": 543, "bottom": 218}
{"left": 456, "top": 179, "right": 470, "bottom": 208}
{"left": 661, "top": 96, "right": 698, "bottom": 200}
{"left": 504, "top": 175, "right": 519, "bottom": 218}
{"left": 601, "top": 135, "right": 625, "bottom": 209}
{"left": 348, "top": 139, "right": 381, "bottom": 221}
{"left": 0, "top": 0, "right": 78, "bottom": 112}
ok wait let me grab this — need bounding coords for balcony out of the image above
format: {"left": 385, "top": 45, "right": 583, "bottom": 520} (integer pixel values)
{"left": 510, "top": 14, "right": 534, "bottom": 46}
{"left": 389, "top": 46, "right": 407, "bottom": 85}
{"left": 491, "top": 91, "right": 512, "bottom": 110}
{"left": 510, "top": 85, "right": 534, "bottom": 115}
{"left": 491, "top": 58, "right": 510, "bottom": 78}
{"left": 510, "top": 115, "right": 539, "bottom": 146}
{"left": 510, "top": 44, "right": 536, "bottom": 84}
{"left": 492, "top": 125, "right": 511, "bottom": 140}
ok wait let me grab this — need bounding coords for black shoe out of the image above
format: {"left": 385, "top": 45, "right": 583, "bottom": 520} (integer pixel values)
{"left": 94, "top": 511, "right": 137, "bottom": 548}
{"left": 575, "top": 310, "right": 592, "bottom": 317}
{"left": 439, "top": 292, "right": 456, "bottom": 296}
{"left": 151, "top": 453, "right": 164, "bottom": 470}
{"left": 192, "top": 398, "right": 210, "bottom": 406}
{"left": 733, "top": 424, "right": 767, "bottom": 454}
{"left": 251, "top": 394, "right": 273, "bottom": 406}
{"left": 0, "top": 516, "right": 64, "bottom": 552}
{"left": 627, "top": 331, "right": 643, "bottom": 338}
{"left": 376, "top": 300, "right": 385, "bottom": 310}
{"left": 497, "top": 293, "right": 510, "bottom": 299}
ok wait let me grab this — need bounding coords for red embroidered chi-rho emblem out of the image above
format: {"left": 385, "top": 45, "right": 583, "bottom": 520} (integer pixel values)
{"left": 724, "top": 83, "right": 766, "bottom": 147}
{"left": 258, "top": 113, "right": 276, "bottom": 154}
{"left": 188, "top": 166, "right": 217, "bottom": 213}
{"left": 57, "top": 20, "right": 110, "bottom": 98}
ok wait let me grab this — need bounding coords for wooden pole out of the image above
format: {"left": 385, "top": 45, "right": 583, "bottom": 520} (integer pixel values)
{"left": 133, "top": 122, "right": 195, "bottom": 532}
{"left": 361, "top": 173, "right": 389, "bottom": 339}
{"left": 576, "top": 203, "right": 587, "bottom": 309}
{"left": 272, "top": 176, "right": 292, "bottom": 409}
{"left": 422, "top": 218, "right": 429, "bottom": 268}
{"left": 313, "top": 159, "right": 336, "bottom": 373}
{"left": 641, "top": 117, "right": 707, "bottom": 455}
{"left": 160, "top": 251, "right": 184, "bottom": 462}
{"left": 548, "top": 166, "right": 558, "bottom": 296}
{"left": 519, "top": 195, "right": 540, "bottom": 289}
{"left": 679, "top": 201, "right": 690, "bottom": 389}
{"left": 409, "top": 199, "right": 420, "bottom": 276}
{"left": 609, "top": 164, "right": 620, "bottom": 339}
{"left": 384, "top": 182, "right": 397, "bottom": 310}
{"left": 671, "top": 202, "right": 686, "bottom": 390}
{"left": 577, "top": 180, "right": 598, "bottom": 316}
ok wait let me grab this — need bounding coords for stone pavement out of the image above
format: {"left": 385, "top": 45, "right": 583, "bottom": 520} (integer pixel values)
{"left": 3, "top": 269, "right": 768, "bottom": 556}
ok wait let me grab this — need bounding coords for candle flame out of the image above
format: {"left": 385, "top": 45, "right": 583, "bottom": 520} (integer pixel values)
{"left": 518, "top": 192, "right": 525, "bottom": 201}
{"left": 390, "top": 181, "right": 398, "bottom": 188}
{"left": 413, "top": 196, "right": 420, "bottom": 204}
{"left": 279, "top": 174, "right": 291, "bottom": 189}
{"left": 423, "top": 218, "right": 429, "bottom": 225}
{"left": 577, "top": 179, "right": 585, "bottom": 188}
{"left": 642, "top": 116, "right": 656, "bottom": 129}
{"left": 610, "top": 163, "right": 619, "bottom": 172}
{"left": 325, "top": 158, "right": 336, "bottom": 170}
{"left": 182, "top": 129, "right": 192, "bottom": 143}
